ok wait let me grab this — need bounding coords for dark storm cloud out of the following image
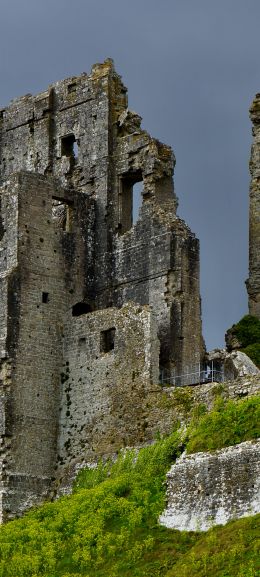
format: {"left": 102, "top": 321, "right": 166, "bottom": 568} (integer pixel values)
{"left": 0, "top": 0, "right": 259, "bottom": 349}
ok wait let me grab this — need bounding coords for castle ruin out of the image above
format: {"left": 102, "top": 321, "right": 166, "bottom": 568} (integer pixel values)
{"left": 0, "top": 60, "right": 258, "bottom": 522}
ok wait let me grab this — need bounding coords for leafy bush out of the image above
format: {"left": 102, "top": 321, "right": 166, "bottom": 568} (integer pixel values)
{"left": 226, "top": 315, "right": 260, "bottom": 366}
{"left": 0, "top": 430, "right": 184, "bottom": 577}
{"left": 228, "top": 315, "right": 260, "bottom": 347}
{"left": 242, "top": 343, "right": 260, "bottom": 368}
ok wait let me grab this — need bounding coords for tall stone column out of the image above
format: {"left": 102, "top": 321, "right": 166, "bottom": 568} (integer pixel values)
{"left": 247, "top": 94, "right": 260, "bottom": 318}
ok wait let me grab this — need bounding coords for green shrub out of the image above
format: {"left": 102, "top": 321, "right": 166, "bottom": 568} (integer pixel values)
{"left": 229, "top": 315, "right": 260, "bottom": 347}
{"left": 242, "top": 343, "right": 260, "bottom": 368}
{"left": 226, "top": 315, "right": 260, "bottom": 366}
{"left": 186, "top": 395, "right": 260, "bottom": 453}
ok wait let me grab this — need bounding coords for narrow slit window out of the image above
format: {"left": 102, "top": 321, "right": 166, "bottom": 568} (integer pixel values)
{"left": 100, "top": 327, "right": 116, "bottom": 353}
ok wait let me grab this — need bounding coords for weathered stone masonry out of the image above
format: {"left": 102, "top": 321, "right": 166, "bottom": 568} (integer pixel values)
{"left": 160, "top": 440, "right": 260, "bottom": 532}
{"left": 58, "top": 303, "right": 160, "bottom": 465}
{"left": 0, "top": 59, "right": 204, "bottom": 519}
{"left": 247, "top": 93, "right": 260, "bottom": 319}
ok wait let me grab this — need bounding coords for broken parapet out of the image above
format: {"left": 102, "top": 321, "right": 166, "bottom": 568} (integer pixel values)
{"left": 159, "top": 440, "right": 260, "bottom": 532}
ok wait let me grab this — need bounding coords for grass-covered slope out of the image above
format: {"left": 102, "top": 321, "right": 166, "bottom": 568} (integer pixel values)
{"left": 0, "top": 395, "right": 259, "bottom": 577}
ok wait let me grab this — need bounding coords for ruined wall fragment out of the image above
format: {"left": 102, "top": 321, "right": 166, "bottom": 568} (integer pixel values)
{"left": 112, "top": 202, "right": 202, "bottom": 373}
{"left": 247, "top": 94, "right": 260, "bottom": 318}
{"left": 0, "top": 172, "right": 90, "bottom": 519}
{"left": 160, "top": 440, "right": 260, "bottom": 532}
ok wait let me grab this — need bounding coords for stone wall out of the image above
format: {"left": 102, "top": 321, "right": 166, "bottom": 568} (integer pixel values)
{"left": 247, "top": 93, "right": 260, "bottom": 318}
{"left": 113, "top": 202, "right": 202, "bottom": 374}
{"left": 130, "top": 374, "right": 260, "bottom": 442}
{"left": 57, "top": 303, "right": 159, "bottom": 467}
{"left": 160, "top": 440, "right": 260, "bottom": 532}
{"left": 0, "top": 172, "right": 89, "bottom": 519}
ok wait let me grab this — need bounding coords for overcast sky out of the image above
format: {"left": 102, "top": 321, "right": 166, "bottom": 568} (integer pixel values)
{"left": 0, "top": 0, "right": 259, "bottom": 350}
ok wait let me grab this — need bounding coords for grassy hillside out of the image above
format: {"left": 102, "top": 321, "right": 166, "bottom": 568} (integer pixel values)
{"left": 0, "top": 395, "right": 259, "bottom": 577}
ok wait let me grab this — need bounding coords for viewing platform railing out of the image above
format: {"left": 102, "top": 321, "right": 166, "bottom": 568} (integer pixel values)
{"left": 159, "top": 362, "right": 224, "bottom": 387}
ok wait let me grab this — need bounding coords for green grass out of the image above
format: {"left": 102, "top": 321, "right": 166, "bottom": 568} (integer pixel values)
{"left": 0, "top": 395, "right": 259, "bottom": 577}
{"left": 165, "top": 515, "right": 260, "bottom": 577}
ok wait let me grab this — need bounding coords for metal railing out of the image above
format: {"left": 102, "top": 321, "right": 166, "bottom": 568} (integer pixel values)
{"left": 159, "top": 362, "right": 224, "bottom": 387}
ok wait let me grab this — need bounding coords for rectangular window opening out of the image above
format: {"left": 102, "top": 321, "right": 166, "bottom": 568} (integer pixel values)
{"left": 68, "top": 82, "right": 77, "bottom": 94}
{"left": 61, "top": 134, "right": 78, "bottom": 161}
{"left": 42, "top": 292, "right": 49, "bottom": 304}
{"left": 79, "top": 337, "right": 86, "bottom": 351}
{"left": 100, "top": 327, "right": 116, "bottom": 353}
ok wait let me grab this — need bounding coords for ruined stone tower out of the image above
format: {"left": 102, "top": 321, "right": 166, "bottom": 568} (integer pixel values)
{"left": 0, "top": 60, "right": 203, "bottom": 520}
{"left": 247, "top": 94, "right": 260, "bottom": 319}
